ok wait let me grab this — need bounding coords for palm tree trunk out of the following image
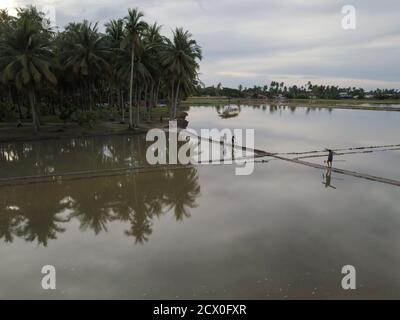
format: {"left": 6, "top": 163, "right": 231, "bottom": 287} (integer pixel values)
{"left": 174, "top": 79, "right": 181, "bottom": 119}
{"left": 148, "top": 83, "right": 154, "bottom": 122}
{"left": 80, "top": 82, "right": 84, "bottom": 111}
{"left": 144, "top": 84, "right": 148, "bottom": 122}
{"left": 28, "top": 87, "right": 39, "bottom": 133}
{"left": 155, "top": 79, "right": 161, "bottom": 106}
{"left": 129, "top": 45, "right": 135, "bottom": 128}
{"left": 136, "top": 86, "right": 141, "bottom": 125}
{"left": 108, "top": 88, "right": 111, "bottom": 106}
{"left": 59, "top": 88, "right": 64, "bottom": 111}
{"left": 117, "top": 86, "right": 120, "bottom": 118}
{"left": 89, "top": 81, "right": 93, "bottom": 111}
{"left": 170, "top": 81, "right": 175, "bottom": 119}
{"left": 16, "top": 93, "right": 23, "bottom": 123}
{"left": 51, "top": 95, "right": 56, "bottom": 115}
{"left": 8, "top": 85, "right": 14, "bottom": 109}
{"left": 11, "top": 86, "right": 23, "bottom": 123}
{"left": 121, "top": 88, "right": 125, "bottom": 123}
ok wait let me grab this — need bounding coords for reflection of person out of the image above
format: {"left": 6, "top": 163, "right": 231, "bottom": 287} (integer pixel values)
{"left": 322, "top": 169, "right": 336, "bottom": 189}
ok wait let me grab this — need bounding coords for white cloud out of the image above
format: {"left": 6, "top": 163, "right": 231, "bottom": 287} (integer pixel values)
{"left": 4, "top": 0, "right": 400, "bottom": 89}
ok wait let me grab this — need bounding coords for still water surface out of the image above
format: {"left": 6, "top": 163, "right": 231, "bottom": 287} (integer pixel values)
{"left": 0, "top": 104, "right": 399, "bottom": 299}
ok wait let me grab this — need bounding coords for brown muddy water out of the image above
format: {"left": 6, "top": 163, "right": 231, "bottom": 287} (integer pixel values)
{"left": 0, "top": 104, "right": 399, "bottom": 299}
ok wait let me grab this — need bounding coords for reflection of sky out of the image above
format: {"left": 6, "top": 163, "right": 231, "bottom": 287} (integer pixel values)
{"left": 188, "top": 105, "right": 400, "bottom": 151}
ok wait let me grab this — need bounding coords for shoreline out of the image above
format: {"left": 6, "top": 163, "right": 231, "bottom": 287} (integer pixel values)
{"left": 0, "top": 121, "right": 163, "bottom": 144}
{"left": 1, "top": 98, "right": 400, "bottom": 144}
{"left": 184, "top": 97, "right": 400, "bottom": 111}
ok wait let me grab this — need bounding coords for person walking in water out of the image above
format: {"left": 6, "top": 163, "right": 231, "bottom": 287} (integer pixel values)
{"left": 326, "top": 149, "right": 334, "bottom": 168}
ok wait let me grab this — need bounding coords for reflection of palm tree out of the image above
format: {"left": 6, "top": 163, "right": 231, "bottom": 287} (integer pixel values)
{"left": 72, "top": 206, "right": 115, "bottom": 235}
{"left": 16, "top": 211, "right": 68, "bottom": 246}
{"left": 0, "top": 209, "right": 24, "bottom": 243}
{"left": 124, "top": 213, "right": 152, "bottom": 244}
{"left": 164, "top": 168, "right": 200, "bottom": 221}
{"left": 0, "top": 184, "right": 69, "bottom": 246}
{"left": 0, "top": 137, "right": 201, "bottom": 245}
{"left": 66, "top": 179, "right": 118, "bottom": 235}
{"left": 147, "top": 196, "right": 163, "bottom": 218}
{"left": 114, "top": 174, "right": 156, "bottom": 243}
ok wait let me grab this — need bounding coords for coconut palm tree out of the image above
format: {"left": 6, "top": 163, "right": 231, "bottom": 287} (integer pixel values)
{"left": 142, "top": 22, "right": 165, "bottom": 118}
{"left": 0, "top": 15, "right": 57, "bottom": 132}
{"left": 116, "top": 50, "right": 152, "bottom": 124}
{"left": 105, "top": 19, "right": 124, "bottom": 48}
{"left": 160, "top": 28, "right": 202, "bottom": 119}
{"left": 62, "top": 21, "right": 110, "bottom": 111}
{"left": 121, "top": 8, "right": 148, "bottom": 128}
{"left": 105, "top": 18, "right": 125, "bottom": 122}
{"left": 0, "top": 9, "right": 15, "bottom": 37}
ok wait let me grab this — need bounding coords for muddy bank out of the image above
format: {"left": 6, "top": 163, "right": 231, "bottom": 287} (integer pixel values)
{"left": 0, "top": 117, "right": 191, "bottom": 143}
{"left": 0, "top": 121, "right": 164, "bottom": 144}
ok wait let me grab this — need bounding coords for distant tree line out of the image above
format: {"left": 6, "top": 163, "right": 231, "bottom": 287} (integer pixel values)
{"left": 196, "top": 81, "right": 400, "bottom": 100}
{"left": 0, "top": 6, "right": 202, "bottom": 131}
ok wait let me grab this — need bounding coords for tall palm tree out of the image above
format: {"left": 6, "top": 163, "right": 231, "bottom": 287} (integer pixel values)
{"left": 105, "top": 19, "right": 124, "bottom": 48}
{"left": 0, "top": 9, "right": 15, "bottom": 37}
{"left": 160, "top": 28, "right": 202, "bottom": 119}
{"left": 116, "top": 50, "right": 152, "bottom": 123}
{"left": 62, "top": 21, "right": 110, "bottom": 111}
{"left": 121, "top": 8, "right": 148, "bottom": 128}
{"left": 105, "top": 19, "right": 125, "bottom": 122}
{"left": 142, "top": 22, "right": 165, "bottom": 116}
{"left": 0, "top": 16, "right": 57, "bottom": 132}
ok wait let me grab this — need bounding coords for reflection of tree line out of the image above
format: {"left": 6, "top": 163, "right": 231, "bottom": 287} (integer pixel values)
{"left": 212, "top": 104, "right": 334, "bottom": 115}
{"left": 0, "top": 135, "right": 151, "bottom": 177}
{"left": 0, "top": 166, "right": 200, "bottom": 246}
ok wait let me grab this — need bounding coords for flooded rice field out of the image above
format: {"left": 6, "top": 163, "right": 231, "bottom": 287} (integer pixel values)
{"left": 0, "top": 104, "right": 399, "bottom": 299}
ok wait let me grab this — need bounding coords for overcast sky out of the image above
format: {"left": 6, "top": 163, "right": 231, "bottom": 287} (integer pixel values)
{"left": 2, "top": 0, "right": 400, "bottom": 89}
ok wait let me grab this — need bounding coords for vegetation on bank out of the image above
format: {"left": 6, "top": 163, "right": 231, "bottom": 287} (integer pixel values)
{"left": 184, "top": 96, "right": 400, "bottom": 112}
{"left": 185, "top": 96, "right": 400, "bottom": 106}
{"left": 196, "top": 82, "right": 400, "bottom": 101}
{"left": 0, "top": 6, "right": 202, "bottom": 132}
